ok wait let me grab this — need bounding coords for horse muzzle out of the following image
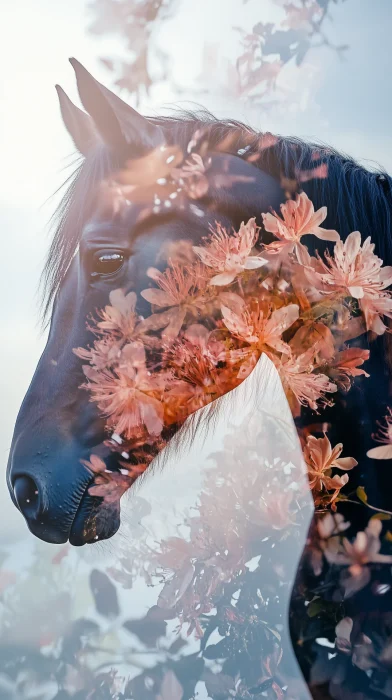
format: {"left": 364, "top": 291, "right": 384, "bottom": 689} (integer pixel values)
{"left": 7, "top": 433, "right": 120, "bottom": 546}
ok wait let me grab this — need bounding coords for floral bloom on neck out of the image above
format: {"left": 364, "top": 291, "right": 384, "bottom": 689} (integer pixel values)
{"left": 262, "top": 191, "right": 339, "bottom": 256}
{"left": 192, "top": 218, "right": 267, "bottom": 285}
{"left": 300, "top": 230, "right": 392, "bottom": 334}
{"left": 74, "top": 191, "right": 392, "bottom": 510}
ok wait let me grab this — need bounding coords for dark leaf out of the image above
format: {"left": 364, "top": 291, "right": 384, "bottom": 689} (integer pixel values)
{"left": 249, "top": 677, "right": 274, "bottom": 694}
{"left": 168, "top": 636, "right": 187, "bottom": 655}
{"left": 172, "top": 654, "right": 205, "bottom": 691}
{"left": 200, "top": 616, "right": 219, "bottom": 651}
{"left": 123, "top": 606, "right": 168, "bottom": 646}
{"left": 61, "top": 618, "right": 100, "bottom": 662}
{"left": 203, "top": 638, "right": 230, "bottom": 660}
{"left": 263, "top": 29, "right": 301, "bottom": 63}
{"left": 89, "top": 569, "right": 120, "bottom": 619}
{"left": 124, "top": 667, "right": 161, "bottom": 700}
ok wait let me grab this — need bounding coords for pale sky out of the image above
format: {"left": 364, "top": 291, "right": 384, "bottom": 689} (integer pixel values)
{"left": 1, "top": 0, "right": 391, "bottom": 542}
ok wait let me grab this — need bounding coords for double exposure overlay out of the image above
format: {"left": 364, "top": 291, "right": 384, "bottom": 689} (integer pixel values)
{"left": 2, "top": 2, "right": 392, "bottom": 699}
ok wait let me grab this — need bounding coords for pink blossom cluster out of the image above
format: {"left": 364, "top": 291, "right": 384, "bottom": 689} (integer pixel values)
{"left": 75, "top": 191, "right": 392, "bottom": 507}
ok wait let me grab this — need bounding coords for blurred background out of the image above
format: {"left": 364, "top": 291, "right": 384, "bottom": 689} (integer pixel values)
{"left": 0, "top": 0, "right": 391, "bottom": 696}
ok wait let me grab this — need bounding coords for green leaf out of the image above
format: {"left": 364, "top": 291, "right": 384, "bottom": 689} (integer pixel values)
{"left": 370, "top": 513, "right": 391, "bottom": 521}
{"left": 356, "top": 486, "right": 368, "bottom": 505}
{"left": 307, "top": 598, "right": 324, "bottom": 618}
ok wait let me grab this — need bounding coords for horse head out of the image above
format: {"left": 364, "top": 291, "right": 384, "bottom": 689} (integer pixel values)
{"left": 6, "top": 60, "right": 285, "bottom": 545}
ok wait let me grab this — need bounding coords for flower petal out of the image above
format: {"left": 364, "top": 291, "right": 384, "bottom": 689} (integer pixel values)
{"left": 269, "top": 303, "right": 299, "bottom": 332}
{"left": 313, "top": 227, "right": 340, "bottom": 241}
{"left": 262, "top": 212, "right": 280, "bottom": 234}
{"left": 344, "top": 231, "right": 362, "bottom": 261}
{"left": 141, "top": 288, "right": 174, "bottom": 306}
{"left": 367, "top": 445, "right": 392, "bottom": 460}
{"left": 335, "top": 457, "right": 358, "bottom": 470}
{"left": 162, "top": 307, "right": 187, "bottom": 340}
{"left": 121, "top": 341, "right": 146, "bottom": 368}
{"left": 184, "top": 323, "right": 209, "bottom": 346}
{"left": 192, "top": 246, "right": 215, "bottom": 268}
{"left": 244, "top": 256, "right": 268, "bottom": 269}
{"left": 209, "top": 271, "right": 237, "bottom": 286}
{"left": 109, "top": 289, "right": 136, "bottom": 314}
{"left": 139, "top": 396, "right": 164, "bottom": 436}
{"left": 219, "top": 292, "right": 246, "bottom": 315}
{"left": 348, "top": 286, "right": 364, "bottom": 299}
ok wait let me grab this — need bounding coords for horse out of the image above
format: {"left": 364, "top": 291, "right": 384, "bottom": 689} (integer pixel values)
{"left": 6, "top": 58, "right": 392, "bottom": 548}
{"left": 6, "top": 58, "right": 392, "bottom": 698}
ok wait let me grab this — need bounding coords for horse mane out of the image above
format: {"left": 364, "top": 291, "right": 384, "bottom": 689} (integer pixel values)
{"left": 41, "top": 108, "right": 392, "bottom": 322}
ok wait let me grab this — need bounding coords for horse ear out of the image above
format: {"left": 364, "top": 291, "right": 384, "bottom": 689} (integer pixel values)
{"left": 69, "top": 58, "right": 165, "bottom": 155}
{"left": 55, "top": 84, "right": 99, "bottom": 156}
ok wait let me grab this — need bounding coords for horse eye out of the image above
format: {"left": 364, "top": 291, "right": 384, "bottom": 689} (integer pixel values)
{"left": 91, "top": 251, "right": 125, "bottom": 277}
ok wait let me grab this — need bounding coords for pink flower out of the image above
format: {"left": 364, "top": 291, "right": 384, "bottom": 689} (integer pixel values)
{"left": 96, "top": 289, "right": 139, "bottom": 337}
{"left": 315, "top": 231, "right": 392, "bottom": 298}
{"left": 317, "top": 512, "right": 350, "bottom": 540}
{"left": 183, "top": 323, "right": 228, "bottom": 364}
{"left": 304, "top": 434, "right": 357, "bottom": 510}
{"left": 262, "top": 192, "right": 338, "bottom": 256}
{"left": 308, "top": 231, "right": 392, "bottom": 333}
{"left": 304, "top": 435, "right": 357, "bottom": 480}
{"left": 80, "top": 454, "right": 107, "bottom": 474}
{"left": 193, "top": 218, "right": 267, "bottom": 285}
{"left": 367, "top": 407, "right": 392, "bottom": 459}
{"left": 328, "top": 347, "right": 370, "bottom": 392}
{"left": 276, "top": 347, "right": 337, "bottom": 413}
{"left": 221, "top": 302, "right": 299, "bottom": 354}
{"left": 74, "top": 337, "right": 122, "bottom": 370}
{"left": 80, "top": 454, "right": 133, "bottom": 504}
{"left": 299, "top": 230, "right": 392, "bottom": 334}
{"left": 324, "top": 518, "right": 392, "bottom": 597}
{"left": 82, "top": 341, "right": 165, "bottom": 438}
{"left": 141, "top": 262, "right": 206, "bottom": 340}
{"left": 335, "top": 617, "right": 354, "bottom": 654}
{"left": 90, "top": 288, "right": 160, "bottom": 347}
{"left": 334, "top": 617, "right": 374, "bottom": 669}
{"left": 166, "top": 331, "right": 239, "bottom": 415}
{"left": 309, "top": 513, "right": 350, "bottom": 576}
{"left": 359, "top": 293, "right": 392, "bottom": 335}
{"left": 142, "top": 262, "right": 201, "bottom": 306}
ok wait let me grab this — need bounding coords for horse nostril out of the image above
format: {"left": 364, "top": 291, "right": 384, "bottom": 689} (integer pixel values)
{"left": 13, "top": 476, "right": 41, "bottom": 520}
